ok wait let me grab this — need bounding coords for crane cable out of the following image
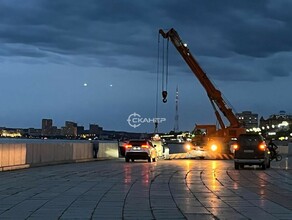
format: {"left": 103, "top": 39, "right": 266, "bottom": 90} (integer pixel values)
{"left": 154, "top": 32, "right": 169, "bottom": 133}
{"left": 154, "top": 32, "right": 160, "bottom": 133}
{"left": 162, "top": 37, "right": 169, "bottom": 103}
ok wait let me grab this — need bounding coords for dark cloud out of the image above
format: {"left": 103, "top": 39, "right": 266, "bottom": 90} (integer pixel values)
{"left": 0, "top": 0, "right": 292, "bottom": 82}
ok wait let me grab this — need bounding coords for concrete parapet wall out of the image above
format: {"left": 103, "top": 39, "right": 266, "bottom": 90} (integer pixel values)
{"left": 26, "top": 142, "right": 95, "bottom": 165}
{"left": 0, "top": 141, "right": 117, "bottom": 171}
{"left": 73, "top": 143, "right": 93, "bottom": 160}
{"left": 0, "top": 144, "right": 26, "bottom": 169}
{"left": 26, "top": 143, "right": 74, "bottom": 164}
{"left": 278, "top": 145, "right": 289, "bottom": 155}
{"left": 96, "top": 141, "right": 119, "bottom": 158}
{"left": 277, "top": 144, "right": 292, "bottom": 155}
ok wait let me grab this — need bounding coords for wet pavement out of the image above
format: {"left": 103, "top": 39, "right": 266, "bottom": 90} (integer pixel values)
{"left": 0, "top": 158, "right": 292, "bottom": 219}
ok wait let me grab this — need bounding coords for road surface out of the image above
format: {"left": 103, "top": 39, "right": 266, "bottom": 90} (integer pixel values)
{"left": 0, "top": 159, "right": 291, "bottom": 219}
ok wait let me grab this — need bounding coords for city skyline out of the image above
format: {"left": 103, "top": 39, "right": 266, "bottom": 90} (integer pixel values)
{"left": 0, "top": 118, "right": 101, "bottom": 130}
{"left": 0, "top": 117, "right": 103, "bottom": 139}
{"left": 1, "top": 109, "right": 290, "bottom": 132}
{"left": 0, "top": 1, "right": 292, "bottom": 132}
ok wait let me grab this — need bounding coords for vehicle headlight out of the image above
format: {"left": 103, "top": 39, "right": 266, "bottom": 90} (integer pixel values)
{"left": 211, "top": 144, "right": 217, "bottom": 151}
{"left": 185, "top": 144, "right": 191, "bottom": 151}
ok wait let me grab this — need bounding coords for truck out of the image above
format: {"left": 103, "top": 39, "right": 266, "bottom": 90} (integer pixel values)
{"left": 159, "top": 28, "right": 245, "bottom": 156}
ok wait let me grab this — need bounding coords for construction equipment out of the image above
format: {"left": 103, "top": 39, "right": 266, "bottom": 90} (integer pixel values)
{"left": 159, "top": 28, "right": 245, "bottom": 155}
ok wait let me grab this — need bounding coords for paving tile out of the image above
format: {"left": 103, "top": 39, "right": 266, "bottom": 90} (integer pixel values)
{"left": 184, "top": 213, "right": 216, "bottom": 220}
{"left": 1, "top": 159, "right": 292, "bottom": 220}
{"left": 272, "top": 213, "right": 292, "bottom": 219}
{"left": 249, "top": 199, "right": 292, "bottom": 214}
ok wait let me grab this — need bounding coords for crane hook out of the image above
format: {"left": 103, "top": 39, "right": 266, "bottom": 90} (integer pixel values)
{"left": 162, "top": 91, "right": 168, "bottom": 103}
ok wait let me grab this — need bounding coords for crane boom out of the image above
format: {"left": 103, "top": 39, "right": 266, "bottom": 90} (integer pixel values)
{"left": 159, "top": 28, "right": 240, "bottom": 129}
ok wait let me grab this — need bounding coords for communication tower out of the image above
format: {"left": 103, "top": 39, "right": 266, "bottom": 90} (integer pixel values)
{"left": 174, "top": 85, "right": 179, "bottom": 132}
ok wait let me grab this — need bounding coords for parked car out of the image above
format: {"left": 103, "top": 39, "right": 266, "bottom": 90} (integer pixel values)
{"left": 233, "top": 133, "right": 270, "bottom": 170}
{"left": 125, "top": 139, "right": 157, "bottom": 162}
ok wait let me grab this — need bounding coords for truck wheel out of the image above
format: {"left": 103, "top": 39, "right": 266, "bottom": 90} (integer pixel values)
{"left": 148, "top": 157, "right": 152, "bottom": 163}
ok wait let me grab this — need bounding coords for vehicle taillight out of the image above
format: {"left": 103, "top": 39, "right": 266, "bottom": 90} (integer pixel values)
{"left": 259, "top": 142, "right": 266, "bottom": 150}
{"left": 233, "top": 144, "right": 239, "bottom": 150}
{"left": 141, "top": 144, "right": 149, "bottom": 148}
{"left": 125, "top": 144, "right": 132, "bottom": 148}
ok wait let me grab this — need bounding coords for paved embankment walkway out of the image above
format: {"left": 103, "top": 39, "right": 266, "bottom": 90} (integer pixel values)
{"left": 0, "top": 159, "right": 292, "bottom": 219}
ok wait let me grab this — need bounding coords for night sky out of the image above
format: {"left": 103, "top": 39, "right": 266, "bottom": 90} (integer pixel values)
{"left": 0, "top": 0, "right": 291, "bottom": 133}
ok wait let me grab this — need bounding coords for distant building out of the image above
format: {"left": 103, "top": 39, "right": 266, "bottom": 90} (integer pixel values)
{"left": 51, "top": 126, "right": 61, "bottom": 136}
{"left": 77, "top": 126, "right": 85, "bottom": 136}
{"left": 236, "top": 111, "right": 258, "bottom": 129}
{"left": 259, "top": 110, "right": 292, "bottom": 129}
{"left": 259, "top": 111, "right": 292, "bottom": 140}
{"left": 42, "top": 119, "right": 53, "bottom": 136}
{"left": 61, "top": 121, "right": 77, "bottom": 137}
{"left": 89, "top": 124, "right": 102, "bottom": 137}
{"left": 0, "top": 128, "right": 22, "bottom": 138}
{"left": 28, "top": 128, "right": 42, "bottom": 137}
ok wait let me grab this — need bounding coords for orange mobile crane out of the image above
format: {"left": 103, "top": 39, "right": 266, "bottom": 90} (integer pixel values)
{"left": 159, "top": 28, "right": 245, "bottom": 154}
